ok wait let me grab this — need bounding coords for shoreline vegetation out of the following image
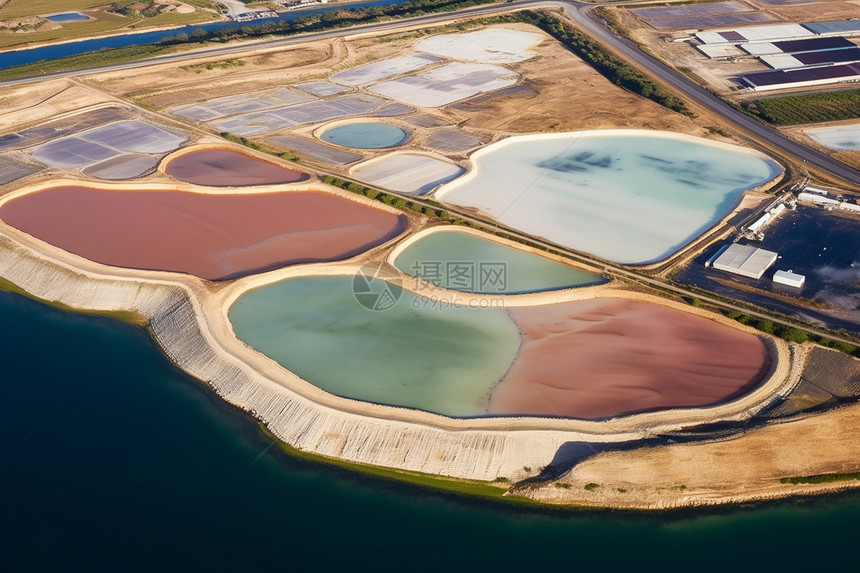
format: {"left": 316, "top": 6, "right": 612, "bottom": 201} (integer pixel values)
{"left": 0, "top": 275, "right": 148, "bottom": 326}
{"left": 255, "top": 424, "right": 541, "bottom": 504}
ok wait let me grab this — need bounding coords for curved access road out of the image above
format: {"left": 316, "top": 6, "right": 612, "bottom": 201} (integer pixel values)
{"left": 558, "top": 1, "right": 860, "bottom": 186}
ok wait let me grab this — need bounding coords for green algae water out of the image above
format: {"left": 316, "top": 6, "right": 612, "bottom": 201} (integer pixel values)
{"left": 393, "top": 229, "right": 606, "bottom": 293}
{"left": 228, "top": 275, "right": 519, "bottom": 416}
{"left": 7, "top": 288, "right": 860, "bottom": 572}
{"left": 320, "top": 122, "right": 409, "bottom": 149}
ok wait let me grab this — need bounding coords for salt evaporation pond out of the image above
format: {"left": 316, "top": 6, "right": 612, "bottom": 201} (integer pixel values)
{"left": 164, "top": 148, "right": 309, "bottom": 187}
{"left": 320, "top": 122, "right": 409, "bottom": 149}
{"left": 805, "top": 124, "right": 860, "bottom": 150}
{"left": 352, "top": 153, "right": 464, "bottom": 195}
{"left": 393, "top": 229, "right": 605, "bottom": 293}
{"left": 0, "top": 186, "right": 406, "bottom": 280}
{"left": 229, "top": 276, "right": 521, "bottom": 417}
{"left": 229, "top": 276, "right": 771, "bottom": 419}
{"left": 415, "top": 28, "right": 543, "bottom": 64}
{"left": 491, "top": 298, "right": 770, "bottom": 419}
{"left": 44, "top": 12, "right": 90, "bottom": 22}
{"left": 436, "top": 131, "right": 782, "bottom": 264}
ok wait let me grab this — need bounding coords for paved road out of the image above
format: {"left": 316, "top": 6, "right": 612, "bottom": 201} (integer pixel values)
{"left": 4, "top": 0, "right": 858, "bottom": 185}
{"left": 559, "top": 2, "right": 860, "bottom": 186}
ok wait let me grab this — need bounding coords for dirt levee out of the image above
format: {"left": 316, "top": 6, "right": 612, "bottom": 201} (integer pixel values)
{"left": 489, "top": 298, "right": 770, "bottom": 419}
{"left": 0, "top": 186, "right": 406, "bottom": 280}
{"left": 164, "top": 148, "right": 310, "bottom": 186}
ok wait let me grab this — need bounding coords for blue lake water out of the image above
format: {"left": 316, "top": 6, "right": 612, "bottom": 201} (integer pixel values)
{"left": 7, "top": 288, "right": 860, "bottom": 571}
{"left": 321, "top": 122, "right": 409, "bottom": 148}
{"left": 0, "top": 0, "right": 406, "bottom": 70}
{"left": 44, "top": 12, "right": 90, "bottom": 23}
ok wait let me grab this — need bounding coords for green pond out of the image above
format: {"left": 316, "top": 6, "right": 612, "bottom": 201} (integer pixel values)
{"left": 228, "top": 275, "right": 520, "bottom": 416}
{"left": 393, "top": 229, "right": 606, "bottom": 293}
{"left": 320, "top": 122, "right": 409, "bottom": 149}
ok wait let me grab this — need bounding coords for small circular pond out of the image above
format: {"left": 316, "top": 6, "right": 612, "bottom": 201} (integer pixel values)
{"left": 320, "top": 122, "right": 409, "bottom": 149}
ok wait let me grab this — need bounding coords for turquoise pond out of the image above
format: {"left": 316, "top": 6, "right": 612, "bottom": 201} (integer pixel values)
{"left": 393, "top": 230, "right": 605, "bottom": 293}
{"left": 320, "top": 122, "right": 409, "bottom": 149}
{"left": 44, "top": 12, "right": 90, "bottom": 22}
{"left": 229, "top": 275, "right": 519, "bottom": 416}
{"left": 436, "top": 132, "right": 783, "bottom": 264}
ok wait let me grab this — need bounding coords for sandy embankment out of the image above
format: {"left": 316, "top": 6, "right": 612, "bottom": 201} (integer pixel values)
{"left": 490, "top": 298, "right": 771, "bottom": 419}
{"left": 0, "top": 173, "right": 807, "bottom": 494}
{"left": 0, "top": 184, "right": 406, "bottom": 281}
{"left": 522, "top": 389, "right": 860, "bottom": 510}
{"left": 0, "top": 213, "right": 811, "bottom": 494}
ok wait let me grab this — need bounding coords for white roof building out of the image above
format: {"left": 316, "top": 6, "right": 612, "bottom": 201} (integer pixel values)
{"left": 697, "top": 24, "right": 813, "bottom": 45}
{"left": 712, "top": 244, "right": 778, "bottom": 279}
{"left": 773, "top": 270, "right": 805, "bottom": 287}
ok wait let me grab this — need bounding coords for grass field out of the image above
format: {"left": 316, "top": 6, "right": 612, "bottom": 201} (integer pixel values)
{"left": 0, "top": 0, "right": 109, "bottom": 19}
{"left": 0, "top": 0, "right": 220, "bottom": 50}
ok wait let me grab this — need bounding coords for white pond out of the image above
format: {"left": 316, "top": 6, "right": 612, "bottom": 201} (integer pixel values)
{"left": 368, "top": 62, "right": 519, "bottom": 108}
{"left": 415, "top": 28, "right": 543, "bottom": 64}
{"left": 351, "top": 153, "right": 464, "bottom": 195}
{"left": 435, "top": 131, "right": 783, "bottom": 264}
{"left": 805, "top": 124, "right": 860, "bottom": 150}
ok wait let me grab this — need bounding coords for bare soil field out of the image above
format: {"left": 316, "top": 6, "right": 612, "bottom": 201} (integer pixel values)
{"left": 85, "top": 21, "right": 702, "bottom": 143}
{"left": 0, "top": 80, "right": 110, "bottom": 134}
{"left": 749, "top": 0, "right": 860, "bottom": 23}
{"left": 523, "top": 395, "right": 860, "bottom": 509}
{"left": 90, "top": 44, "right": 340, "bottom": 110}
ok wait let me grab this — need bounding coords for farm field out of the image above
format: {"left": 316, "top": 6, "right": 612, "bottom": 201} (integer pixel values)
{"left": 0, "top": 1, "right": 218, "bottom": 50}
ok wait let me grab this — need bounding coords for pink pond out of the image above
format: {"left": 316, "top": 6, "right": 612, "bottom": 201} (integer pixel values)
{"left": 164, "top": 148, "right": 310, "bottom": 186}
{"left": 0, "top": 186, "right": 406, "bottom": 280}
{"left": 488, "top": 298, "right": 771, "bottom": 419}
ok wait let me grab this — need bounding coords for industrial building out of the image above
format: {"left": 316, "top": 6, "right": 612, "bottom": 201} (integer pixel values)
{"left": 798, "top": 191, "right": 841, "bottom": 205}
{"left": 774, "top": 270, "right": 804, "bottom": 288}
{"left": 709, "top": 243, "right": 778, "bottom": 279}
{"left": 741, "top": 36, "right": 856, "bottom": 57}
{"left": 773, "top": 270, "right": 805, "bottom": 288}
{"left": 696, "top": 24, "right": 813, "bottom": 45}
{"left": 691, "top": 18, "right": 860, "bottom": 90}
{"left": 804, "top": 20, "right": 860, "bottom": 37}
{"left": 760, "top": 48, "right": 860, "bottom": 70}
{"left": 740, "top": 63, "right": 860, "bottom": 91}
